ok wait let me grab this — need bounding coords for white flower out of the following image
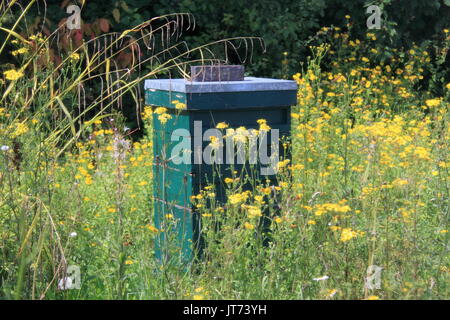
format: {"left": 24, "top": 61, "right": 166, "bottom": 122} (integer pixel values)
{"left": 69, "top": 232, "right": 77, "bottom": 238}
{"left": 1, "top": 145, "right": 9, "bottom": 151}
{"left": 313, "top": 275, "right": 329, "bottom": 281}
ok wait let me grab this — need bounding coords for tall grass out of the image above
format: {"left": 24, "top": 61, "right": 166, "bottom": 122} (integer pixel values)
{"left": 0, "top": 1, "right": 448, "bottom": 300}
{"left": 0, "top": 0, "right": 260, "bottom": 299}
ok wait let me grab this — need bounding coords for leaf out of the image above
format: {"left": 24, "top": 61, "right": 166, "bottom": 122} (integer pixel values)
{"left": 444, "top": 0, "right": 450, "bottom": 6}
{"left": 112, "top": 8, "right": 121, "bottom": 23}
{"left": 0, "top": 27, "right": 32, "bottom": 45}
{"left": 98, "top": 18, "right": 110, "bottom": 33}
{"left": 120, "top": 1, "right": 131, "bottom": 13}
{"left": 55, "top": 96, "right": 77, "bottom": 138}
{"left": 17, "top": 207, "right": 41, "bottom": 258}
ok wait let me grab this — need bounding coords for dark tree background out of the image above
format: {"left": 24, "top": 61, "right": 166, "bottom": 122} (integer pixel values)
{"left": 24, "top": 0, "right": 449, "bottom": 78}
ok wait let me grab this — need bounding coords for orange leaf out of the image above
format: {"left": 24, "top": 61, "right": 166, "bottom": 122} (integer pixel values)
{"left": 98, "top": 18, "right": 110, "bottom": 33}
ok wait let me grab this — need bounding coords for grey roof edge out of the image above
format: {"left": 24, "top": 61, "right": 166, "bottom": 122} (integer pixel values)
{"left": 144, "top": 77, "right": 298, "bottom": 93}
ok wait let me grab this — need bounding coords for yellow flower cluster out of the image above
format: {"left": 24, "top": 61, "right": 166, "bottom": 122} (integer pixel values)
{"left": 29, "top": 33, "right": 45, "bottom": 42}
{"left": 244, "top": 222, "right": 255, "bottom": 230}
{"left": 154, "top": 107, "right": 167, "bottom": 114}
{"left": 3, "top": 69, "right": 24, "bottom": 81}
{"left": 93, "top": 129, "right": 114, "bottom": 136}
{"left": 76, "top": 165, "right": 93, "bottom": 185}
{"left": 257, "top": 119, "right": 271, "bottom": 131}
{"left": 425, "top": 98, "right": 442, "bottom": 108}
{"left": 11, "top": 122, "right": 29, "bottom": 138}
{"left": 228, "top": 191, "right": 250, "bottom": 205}
{"left": 171, "top": 100, "right": 187, "bottom": 110}
{"left": 69, "top": 52, "right": 80, "bottom": 61}
{"left": 314, "top": 200, "right": 351, "bottom": 216}
{"left": 208, "top": 135, "right": 222, "bottom": 149}
{"left": 216, "top": 122, "right": 229, "bottom": 129}
{"left": 242, "top": 204, "right": 262, "bottom": 218}
{"left": 226, "top": 126, "right": 250, "bottom": 143}
{"left": 224, "top": 177, "right": 238, "bottom": 184}
{"left": 153, "top": 106, "right": 172, "bottom": 124}
{"left": 142, "top": 106, "right": 152, "bottom": 120}
{"left": 190, "top": 287, "right": 209, "bottom": 300}
{"left": 12, "top": 47, "right": 29, "bottom": 56}
{"left": 339, "top": 228, "right": 362, "bottom": 242}
{"left": 158, "top": 113, "right": 172, "bottom": 124}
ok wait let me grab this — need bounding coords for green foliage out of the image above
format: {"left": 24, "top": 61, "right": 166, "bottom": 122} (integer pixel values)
{"left": 40, "top": 0, "right": 446, "bottom": 79}
{"left": 50, "top": 0, "right": 449, "bottom": 85}
{"left": 152, "top": 0, "right": 328, "bottom": 77}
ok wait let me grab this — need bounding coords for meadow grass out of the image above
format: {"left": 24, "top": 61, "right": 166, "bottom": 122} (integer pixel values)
{"left": 0, "top": 4, "right": 449, "bottom": 300}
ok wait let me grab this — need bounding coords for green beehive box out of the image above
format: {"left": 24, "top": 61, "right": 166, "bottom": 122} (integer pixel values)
{"left": 144, "top": 75, "right": 297, "bottom": 264}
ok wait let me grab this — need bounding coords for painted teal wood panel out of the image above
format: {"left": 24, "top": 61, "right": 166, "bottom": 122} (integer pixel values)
{"left": 152, "top": 107, "right": 194, "bottom": 264}
{"left": 145, "top": 89, "right": 296, "bottom": 110}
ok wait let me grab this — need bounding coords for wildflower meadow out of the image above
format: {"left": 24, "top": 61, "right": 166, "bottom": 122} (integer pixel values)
{"left": 0, "top": 0, "right": 449, "bottom": 301}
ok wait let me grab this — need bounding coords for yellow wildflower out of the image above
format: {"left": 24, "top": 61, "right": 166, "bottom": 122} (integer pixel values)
{"left": 12, "top": 122, "right": 29, "bottom": 137}
{"left": 228, "top": 191, "right": 250, "bottom": 205}
{"left": 244, "top": 222, "right": 254, "bottom": 230}
{"left": 425, "top": 98, "right": 441, "bottom": 108}
{"left": 224, "top": 177, "right": 234, "bottom": 184}
{"left": 244, "top": 205, "right": 262, "bottom": 218}
{"left": 11, "top": 47, "right": 29, "bottom": 56}
{"left": 257, "top": 119, "right": 271, "bottom": 131}
{"left": 254, "top": 195, "right": 264, "bottom": 203}
{"left": 158, "top": 113, "right": 172, "bottom": 124}
{"left": 146, "top": 225, "right": 159, "bottom": 233}
{"left": 326, "top": 289, "right": 338, "bottom": 298}
{"left": 4, "top": 69, "right": 24, "bottom": 81}
{"left": 175, "top": 102, "right": 187, "bottom": 110}
{"left": 339, "top": 228, "right": 359, "bottom": 242}
{"left": 69, "top": 52, "right": 80, "bottom": 61}
{"left": 142, "top": 106, "right": 153, "bottom": 120}
{"left": 172, "top": 100, "right": 187, "bottom": 110}
{"left": 154, "top": 107, "right": 168, "bottom": 114}
{"left": 216, "top": 122, "right": 229, "bottom": 129}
